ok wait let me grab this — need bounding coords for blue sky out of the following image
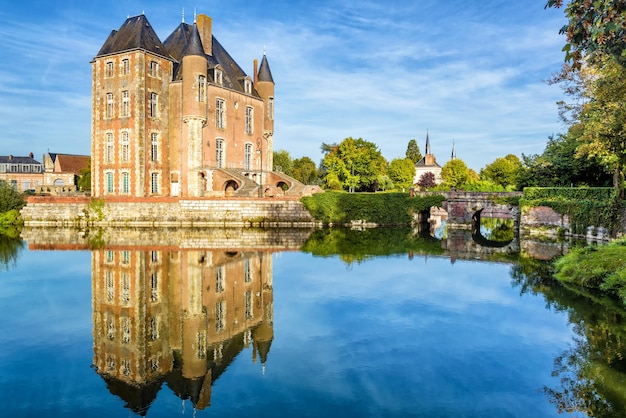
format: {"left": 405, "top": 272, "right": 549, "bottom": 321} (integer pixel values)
{"left": 0, "top": 0, "right": 568, "bottom": 171}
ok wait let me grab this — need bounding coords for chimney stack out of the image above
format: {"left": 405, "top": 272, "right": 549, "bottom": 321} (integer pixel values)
{"left": 196, "top": 14, "right": 213, "bottom": 56}
{"left": 253, "top": 59, "right": 258, "bottom": 84}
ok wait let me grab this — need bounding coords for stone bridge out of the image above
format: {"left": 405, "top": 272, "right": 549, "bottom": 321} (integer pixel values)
{"left": 418, "top": 191, "right": 522, "bottom": 254}
{"left": 440, "top": 191, "right": 522, "bottom": 225}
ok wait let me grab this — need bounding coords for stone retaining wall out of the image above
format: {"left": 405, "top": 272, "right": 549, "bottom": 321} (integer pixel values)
{"left": 20, "top": 196, "right": 320, "bottom": 228}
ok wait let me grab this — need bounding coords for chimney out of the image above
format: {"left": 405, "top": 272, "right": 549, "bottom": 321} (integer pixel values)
{"left": 253, "top": 59, "right": 258, "bottom": 84}
{"left": 8, "top": 154, "right": 12, "bottom": 161}
{"left": 29, "top": 152, "right": 33, "bottom": 158}
{"left": 196, "top": 14, "right": 212, "bottom": 56}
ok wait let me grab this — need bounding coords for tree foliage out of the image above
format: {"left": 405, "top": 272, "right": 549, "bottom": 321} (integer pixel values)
{"left": 0, "top": 183, "right": 25, "bottom": 214}
{"left": 547, "top": 0, "right": 626, "bottom": 68}
{"left": 480, "top": 154, "right": 522, "bottom": 189}
{"left": 416, "top": 172, "right": 436, "bottom": 190}
{"left": 387, "top": 158, "right": 415, "bottom": 190}
{"left": 273, "top": 149, "right": 294, "bottom": 175}
{"left": 77, "top": 158, "right": 91, "bottom": 192}
{"left": 292, "top": 156, "right": 318, "bottom": 184}
{"left": 441, "top": 159, "right": 470, "bottom": 188}
{"left": 405, "top": 139, "right": 422, "bottom": 164}
{"left": 321, "top": 137, "right": 388, "bottom": 191}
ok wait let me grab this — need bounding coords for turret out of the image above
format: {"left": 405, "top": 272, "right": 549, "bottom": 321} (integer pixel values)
{"left": 255, "top": 54, "right": 275, "bottom": 171}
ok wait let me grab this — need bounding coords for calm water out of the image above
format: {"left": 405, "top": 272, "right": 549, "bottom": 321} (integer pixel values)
{"left": 0, "top": 228, "right": 624, "bottom": 417}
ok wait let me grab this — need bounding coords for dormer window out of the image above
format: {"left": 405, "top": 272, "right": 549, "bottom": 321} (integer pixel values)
{"left": 244, "top": 79, "right": 252, "bottom": 94}
{"left": 215, "top": 68, "right": 223, "bottom": 86}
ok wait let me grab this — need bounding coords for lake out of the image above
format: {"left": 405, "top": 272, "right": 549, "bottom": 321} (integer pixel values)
{"left": 0, "top": 227, "right": 624, "bottom": 417}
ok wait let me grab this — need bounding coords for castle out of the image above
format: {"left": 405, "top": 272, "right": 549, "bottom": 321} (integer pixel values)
{"left": 91, "top": 13, "right": 280, "bottom": 198}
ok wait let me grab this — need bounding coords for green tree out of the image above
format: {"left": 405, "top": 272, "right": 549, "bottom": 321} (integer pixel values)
{"left": 292, "top": 156, "right": 318, "bottom": 184}
{"left": 441, "top": 159, "right": 470, "bottom": 189}
{"left": 0, "top": 183, "right": 25, "bottom": 214}
{"left": 77, "top": 158, "right": 91, "bottom": 192}
{"left": 576, "top": 58, "right": 626, "bottom": 196}
{"left": 387, "top": 158, "right": 415, "bottom": 190}
{"left": 480, "top": 154, "right": 522, "bottom": 189}
{"left": 321, "top": 137, "right": 388, "bottom": 191}
{"left": 547, "top": 0, "right": 626, "bottom": 68}
{"left": 405, "top": 139, "right": 422, "bottom": 164}
{"left": 273, "top": 150, "right": 294, "bottom": 175}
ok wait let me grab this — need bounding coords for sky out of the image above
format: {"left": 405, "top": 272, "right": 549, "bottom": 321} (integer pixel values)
{"left": 0, "top": 0, "right": 569, "bottom": 171}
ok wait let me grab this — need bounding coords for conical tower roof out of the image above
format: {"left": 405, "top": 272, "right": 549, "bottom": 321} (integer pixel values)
{"left": 257, "top": 54, "right": 274, "bottom": 83}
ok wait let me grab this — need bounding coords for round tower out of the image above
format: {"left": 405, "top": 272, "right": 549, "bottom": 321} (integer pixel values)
{"left": 255, "top": 54, "right": 275, "bottom": 171}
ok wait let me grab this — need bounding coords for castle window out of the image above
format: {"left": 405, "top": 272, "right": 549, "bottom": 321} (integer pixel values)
{"left": 198, "top": 75, "right": 206, "bottom": 102}
{"left": 216, "top": 266, "right": 225, "bottom": 293}
{"left": 106, "top": 93, "right": 113, "bottom": 118}
{"left": 121, "top": 171, "right": 130, "bottom": 194}
{"left": 106, "top": 250, "right": 114, "bottom": 263}
{"left": 121, "top": 317, "right": 131, "bottom": 344}
{"left": 121, "top": 250, "right": 130, "bottom": 265}
{"left": 150, "top": 133, "right": 159, "bottom": 162}
{"left": 216, "top": 139, "right": 225, "bottom": 168}
{"left": 121, "top": 132, "right": 130, "bottom": 162}
{"left": 0, "top": 164, "right": 5, "bottom": 173}
{"left": 245, "top": 106, "right": 254, "bottom": 134}
{"left": 215, "top": 98, "right": 225, "bottom": 129}
{"left": 121, "top": 273, "right": 130, "bottom": 305}
{"left": 106, "top": 172, "right": 114, "bottom": 194}
{"left": 149, "top": 93, "right": 158, "bottom": 118}
{"left": 215, "top": 68, "right": 223, "bottom": 85}
{"left": 244, "top": 257, "right": 252, "bottom": 282}
{"left": 245, "top": 289, "right": 253, "bottom": 319}
{"left": 244, "top": 143, "right": 253, "bottom": 170}
{"left": 105, "top": 61, "right": 114, "bottom": 78}
{"left": 105, "top": 271, "right": 114, "bottom": 302}
{"left": 268, "top": 97, "right": 274, "bottom": 120}
{"left": 150, "top": 317, "right": 159, "bottom": 340}
{"left": 121, "top": 58, "right": 130, "bottom": 75}
{"left": 197, "top": 332, "right": 206, "bottom": 359}
{"left": 105, "top": 133, "right": 114, "bottom": 163}
{"left": 150, "top": 172, "right": 160, "bottom": 194}
{"left": 244, "top": 79, "right": 252, "bottom": 94}
{"left": 149, "top": 60, "right": 159, "bottom": 77}
{"left": 121, "top": 91, "right": 129, "bottom": 117}
{"left": 215, "top": 301, "right": 226, "bottom": 333}
{"left": 150, "top": 272, "right": 159, "bottom": 302}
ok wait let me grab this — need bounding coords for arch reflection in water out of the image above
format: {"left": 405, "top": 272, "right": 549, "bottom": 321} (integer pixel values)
{"left": 92, "top": 246, "right": 273, "bottom": 414}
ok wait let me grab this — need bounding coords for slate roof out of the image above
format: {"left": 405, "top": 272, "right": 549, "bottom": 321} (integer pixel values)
{"left": 96, "top": 14, "right": 170, "bottom": 60}
{"left": 0, "top": 155, "right": 41, "bottom": 165}
{"left": 415, "top": 157, "right": 441, "bottom": 168}
{"left": 257, "top": 54, "right": 274, "bottom": 83}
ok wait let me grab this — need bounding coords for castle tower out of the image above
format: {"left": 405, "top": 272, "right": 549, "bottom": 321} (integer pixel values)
{"left": 255, "top": 54, "right": 275, "bottom": 172}
{"left": 180, "top": 24, "right": 208, "bottom": 197}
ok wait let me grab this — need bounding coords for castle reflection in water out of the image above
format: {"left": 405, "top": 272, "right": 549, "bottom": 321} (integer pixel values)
{"left": 92, "top": 246, "right": 273, "bottom": 413}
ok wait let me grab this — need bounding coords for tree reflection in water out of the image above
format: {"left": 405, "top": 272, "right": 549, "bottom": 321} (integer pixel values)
{"left": 512, "top": 255, "right": 626, "bottom": 417}
{"left": 0, "top": 228, "right": 24, "bottom": 272}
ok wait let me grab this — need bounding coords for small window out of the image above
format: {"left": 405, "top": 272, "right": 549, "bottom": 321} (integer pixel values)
{"left": 106, "top": 93, "right": 113, "bottom": 118}
{"left": 245, "top": 106, "right": 254, "bottom": 134}
{"left": 121, "top": 91, "right": 129, "bottom": 117}
{"left": 198, "top": 75, "right": 206, "bottom": 102}
{"left": 106, "top": 172, "right": 114, "bottom": 193}
{"left": 105, "top": 61, "right": 114, "bottom": 78}
{"left": 216, "top": 266, "right": 225, "bottom": 293}
{"left": 0, "top": 164, "right": 5, "bottom": 173}
{"left": 105, "top": 133, "right": 114, "bottom": 163}
{"left": 149, "top": 61, "right": 159, "bottom": 77}
{"left": 150, "top": 133, "right": 159, "bottom": 162}
{"left": 150, "top": 172, "right": 160, "bottom": 194}
{"left": 121, "top": 172, "right": 130, "bottom": 194}
{"left": 216, "top": 138, "right": 225, "bottom": 168}
{"left": 215, "top": 98, "right": 225, "bottom": 129}
{"left": 121, "top": 131, "right": 130, "bottom": 162}
{"left": 121, "top": 58, "right": 130, "bottom": 75}
{"left": 244, "top": 79, "right": 252, "bottom": 94}
{"left": 244, "top": 143, "right": 253, "bottom": 170}
{"left": 149, "top": 93, "right": 158, "bottom": 118}
{"left": 268, "top": 97, "right": 274, "bottom": 120}
{"left": 22, "top": 165, "right": 30, "bottom": 173}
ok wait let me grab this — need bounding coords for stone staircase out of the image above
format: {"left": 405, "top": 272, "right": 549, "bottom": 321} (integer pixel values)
{"left": 217, "top": 168, "right": 261, "bottom": 197}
